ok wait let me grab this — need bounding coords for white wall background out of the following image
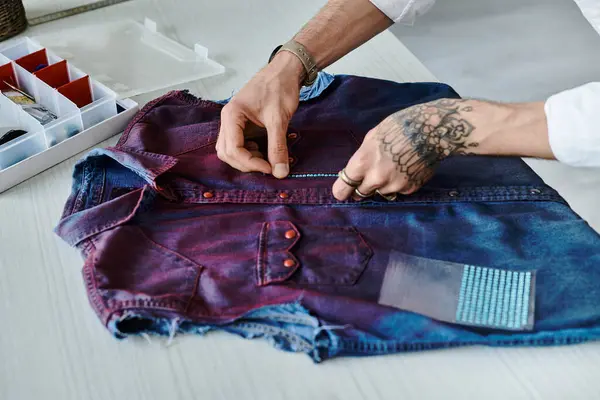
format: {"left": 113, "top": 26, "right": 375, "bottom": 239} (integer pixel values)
{"left": 392, "top": 0, "right": 600, "bottom": 102}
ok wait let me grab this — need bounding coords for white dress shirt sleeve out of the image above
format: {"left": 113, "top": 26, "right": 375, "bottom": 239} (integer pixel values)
{"left": 545, "top": 82, "right": 600, "bottom": 168}
{"left": 370, "top": 0, "right": 437, "bottom": 24}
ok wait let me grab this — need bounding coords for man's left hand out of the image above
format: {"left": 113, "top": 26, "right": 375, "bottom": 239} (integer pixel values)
{"left": 332, "top": 99, "right": 481, "bottom": 201}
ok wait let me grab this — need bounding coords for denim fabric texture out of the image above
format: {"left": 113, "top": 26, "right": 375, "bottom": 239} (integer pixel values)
{"left": 55, "top": 73, "right": 600, "bottom": 362}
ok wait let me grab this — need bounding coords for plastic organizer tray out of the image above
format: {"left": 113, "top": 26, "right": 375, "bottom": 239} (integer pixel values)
{"left": 0, "top": 38, "right": 119, "bottom": 170}
{"left": 0, "top": 19, "right": 225, "bottom": 193}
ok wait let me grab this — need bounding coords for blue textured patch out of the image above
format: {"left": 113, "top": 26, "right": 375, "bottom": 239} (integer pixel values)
{"left": 456, "top": 265, "right": 534, "bottom": 330}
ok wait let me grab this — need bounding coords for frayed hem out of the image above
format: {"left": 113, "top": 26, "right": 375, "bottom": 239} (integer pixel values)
{"left": 106, "top": 303, "right": 342, "bottom": 363}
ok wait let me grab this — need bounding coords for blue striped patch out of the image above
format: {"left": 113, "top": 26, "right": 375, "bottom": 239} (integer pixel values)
{"left": 456, "top": 265, "right": 534, "bottom": 330}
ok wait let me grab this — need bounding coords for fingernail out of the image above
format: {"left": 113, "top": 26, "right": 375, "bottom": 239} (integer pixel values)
{"left": 273, "top": 163, "right": 289, "bottom": 179}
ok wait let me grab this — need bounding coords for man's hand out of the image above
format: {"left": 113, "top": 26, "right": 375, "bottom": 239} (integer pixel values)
{"left": 217, "top": 0, "right": 393, "bottom": 178}
{"left": 333, "top": 98, "right": 551, "bottom": 201}
{"left": 217, "top": 52, "right": 305, "bottom": 178}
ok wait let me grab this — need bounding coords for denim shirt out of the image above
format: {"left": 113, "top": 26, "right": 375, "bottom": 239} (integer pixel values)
{"left": 55, "top": 73, "right": 600, "bottom": 362}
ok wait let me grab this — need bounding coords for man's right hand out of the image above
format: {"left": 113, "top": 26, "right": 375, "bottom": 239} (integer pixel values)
{"left": 216, "top": 0, "right": 395, "bottom": 178}
{"left": 217, "top": 52, "right": 305, "bottom": 179}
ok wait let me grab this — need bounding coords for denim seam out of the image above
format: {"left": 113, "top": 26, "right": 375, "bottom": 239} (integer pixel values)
{"left": 173, "top": 187, "right": 564, "bottom": 205}
{"left": 185, "top": 272, "right": 202, "bottom": 314}
{"left": 339, "top": 338, "right": 467, "bottom": 353}
{"left": 68, "top": 188, "right": 146, "bottom": 245}
{"left": 257, "top": 222, "right": 269, "bottom": 286}
{"left": 65, "top": 163, "right": 86, "bottom": 218}
{"left": 85, "top": 238, "right": 109, "bottom": 324}
{"left": 98, "top": 167, "right": 106, "bottom": 207}
{"left": 72, "top": 162, "right": 92, "bottom": 215}
{"left": 173, "top": 90, "right": 225, "bottom": 108}
{"left": 174, "top": 139, "right": 218, "bottom": 157}
{"left": 110, "top": 300, "right": 187, "bottom": 310}
{"left": 137, "top": 226, "right": 206, "bottom": 270}
{"left": 173, "top": 121, "right": 220, "bottom": 156}
{"left": 229, "top": 321, "right": 314, "bottom": 353}
{"left": 252, "top": 313, "right": 318, "bottom": 326}
{"left": 338, "top": 335, "right": 596, "bottom": 354}
{"left": 87, "top": 166, "right": 106, "bottom": 211}
{"left": 123, "top": 150, "right": 179, "bottom": 183}
{"left": 136, "top": 226, "right": 204, "bottom": 313}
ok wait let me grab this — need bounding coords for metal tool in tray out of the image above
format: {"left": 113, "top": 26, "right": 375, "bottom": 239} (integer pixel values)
{"left": 28, "top": 0, "right": 133, "bottom": 26}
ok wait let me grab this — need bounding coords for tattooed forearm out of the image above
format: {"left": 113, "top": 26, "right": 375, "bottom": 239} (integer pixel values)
{"left": 376, "top": 99, "right": 479, "bottom": 189}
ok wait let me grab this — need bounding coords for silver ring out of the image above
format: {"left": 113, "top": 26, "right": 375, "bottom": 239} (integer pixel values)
{"left": 376, "top": 190, "right": 397, "bottom": 202}
{"left": 354, "top": 188, "right": 374, "bottom": 198}
{"left": 338, "top": 169, "right": 362, "bottom": 188}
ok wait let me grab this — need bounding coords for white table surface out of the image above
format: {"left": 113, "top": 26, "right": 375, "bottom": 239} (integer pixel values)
{"left": 2, "top": 1, "right": 600, "bottom": 399}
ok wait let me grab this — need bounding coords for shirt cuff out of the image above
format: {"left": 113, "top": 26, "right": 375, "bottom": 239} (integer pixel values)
{"left": 370, "top": 0, "right": 436, "bottom": 24}
{"left": 545, "top": 82, "right": 600, "bottom": 168}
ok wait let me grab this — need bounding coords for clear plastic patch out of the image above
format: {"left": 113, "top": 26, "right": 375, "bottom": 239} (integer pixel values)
{"left": 378, "top": 252, "right": 536, "bottom": 331}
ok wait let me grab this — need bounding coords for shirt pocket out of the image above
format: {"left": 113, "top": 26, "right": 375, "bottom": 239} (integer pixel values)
{"left": 255, "top": 221, "right": 373, "bottom": 286}
{"left": 90, "top": 225, "right": 202, "bottom": 310}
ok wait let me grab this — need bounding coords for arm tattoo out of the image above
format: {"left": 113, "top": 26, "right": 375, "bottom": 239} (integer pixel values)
{"left": 377, "top": 99, "right": 478, "bottom": 189}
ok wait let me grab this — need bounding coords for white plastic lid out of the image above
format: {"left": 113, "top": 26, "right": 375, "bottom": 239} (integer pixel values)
{"left": 32, "top": 18, "right": 225, "bottom": 99}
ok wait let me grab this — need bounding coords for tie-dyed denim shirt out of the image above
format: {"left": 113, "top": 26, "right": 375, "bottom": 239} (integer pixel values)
{"left": 55, "top": 73, "right": 600, "bottom": 362}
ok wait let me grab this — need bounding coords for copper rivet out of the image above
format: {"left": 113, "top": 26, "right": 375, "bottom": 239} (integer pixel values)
{"left": 285, "top": 230, "right": 296, "bottom": 239}
{"left": 284, "top": 259, "right": 296, "bottom": 268}
{"left": 278, "top": 192, "right": 289, "bottom": 199}
{"left": 203, "top": 192, "right": 214, "bottom": 199}
{"left": 288, "top": 133, "right": 298, "bottom": 139}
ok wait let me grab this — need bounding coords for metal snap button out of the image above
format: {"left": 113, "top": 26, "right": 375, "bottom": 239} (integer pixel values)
{"left": 287, "top": 133, "right": 298, "bottom": 140}
{"left": 530, "top": 188, "right": 542, "bottom": 194}
{"left": 448, "top": 190, "right": 459, "bottom": 197}
{"left": 278, "top": 192, "right": 289, "bottom": 199}
{"left": 283, "top": 259, "right": 296, "bottom": 268}
{"left": 203, "top": 191, "right": 214, "bottom": 199}
{"left": 284, "top": 230, "right": 297, "bottom": 239}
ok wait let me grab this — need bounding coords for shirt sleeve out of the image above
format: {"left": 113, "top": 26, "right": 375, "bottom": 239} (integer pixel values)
{"left": 370, "top": 0, "right": 437, "bottom": 24}
{"left": 545, "top": 82, "right": 600, "bottom": 168}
